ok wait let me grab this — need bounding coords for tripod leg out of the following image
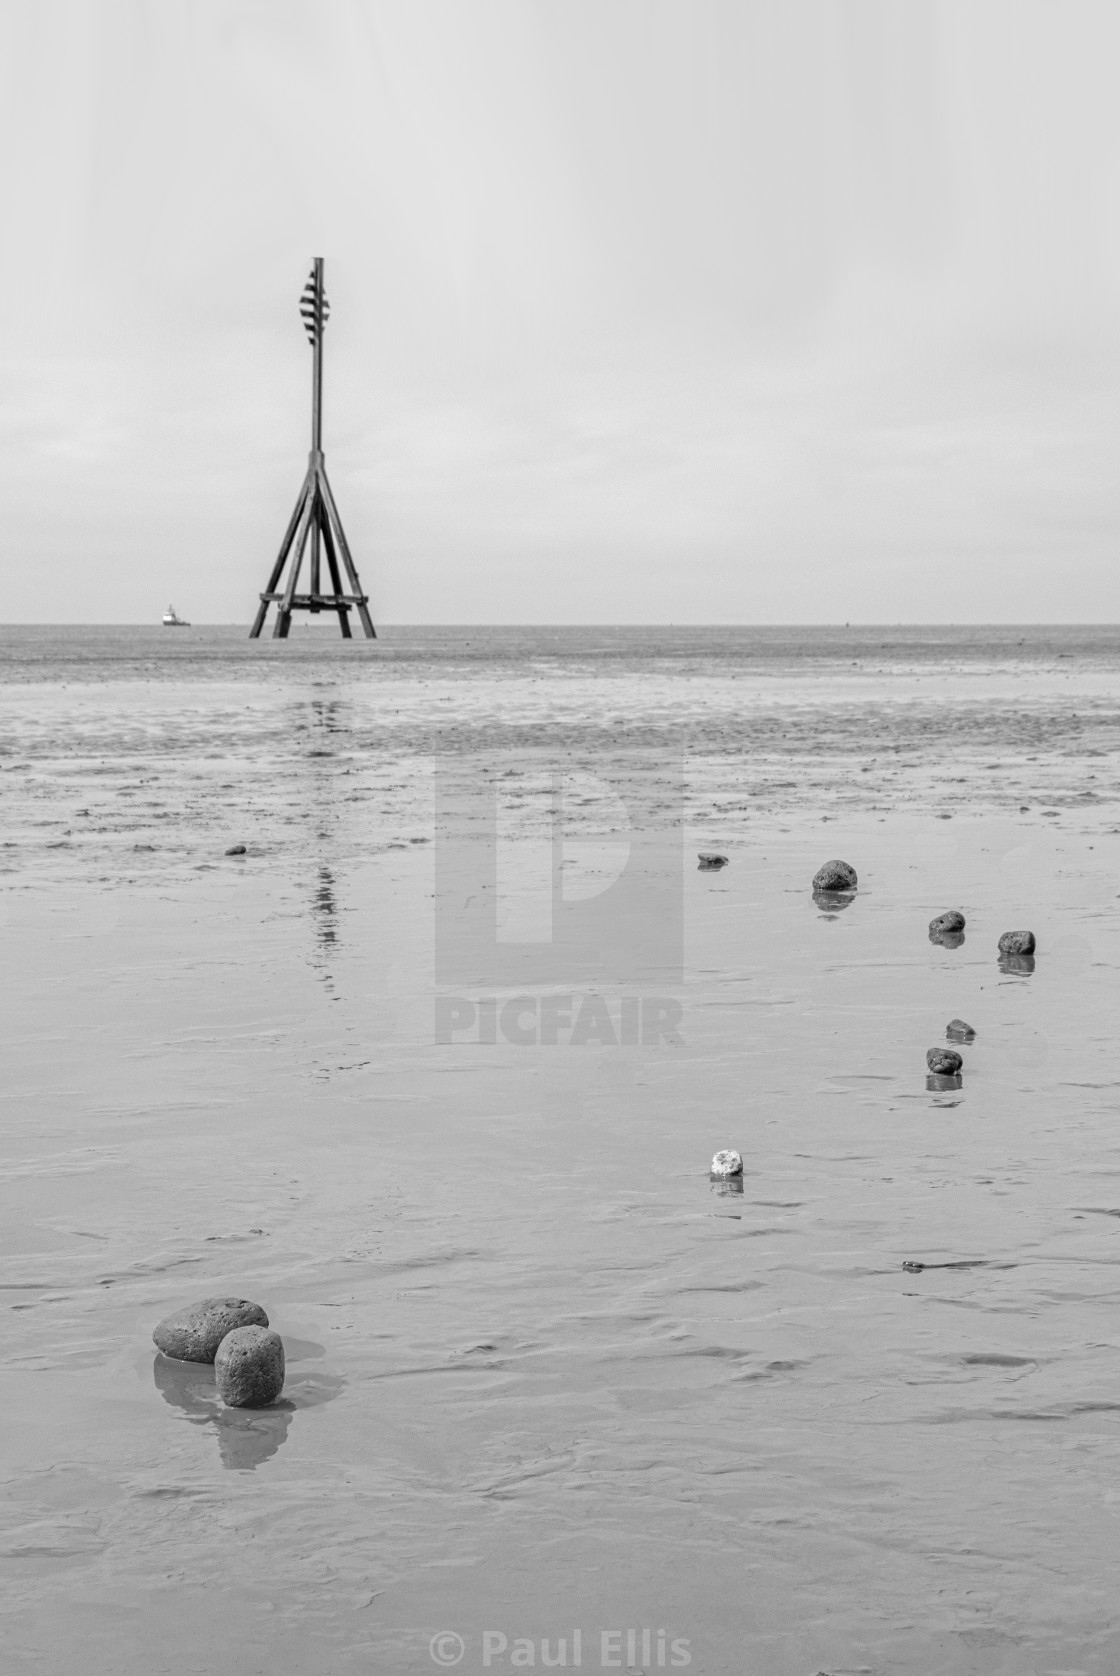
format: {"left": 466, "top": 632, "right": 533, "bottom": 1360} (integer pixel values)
{"left": 318, "top": 498, "right": 352, "bottom": 639}
{"left": 251, "top": 471, "right": 313, "bottom": 638}
{"left": 309, "top": 485, "right": 321, "bottom": 609}
{"left": 318, "top": 467, "right": 376, "bottom": 638}
{"left": 273, "top": 491, "right": 315, "bottom": 640}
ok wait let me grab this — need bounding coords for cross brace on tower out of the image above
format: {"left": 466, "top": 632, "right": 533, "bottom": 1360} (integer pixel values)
{"left": 250, "top": 258, "right": 376, "bottom": 639}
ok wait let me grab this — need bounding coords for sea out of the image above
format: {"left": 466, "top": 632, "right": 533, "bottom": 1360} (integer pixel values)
{"left": 2, "top": 624, "right": 1120, "bottom": 1676}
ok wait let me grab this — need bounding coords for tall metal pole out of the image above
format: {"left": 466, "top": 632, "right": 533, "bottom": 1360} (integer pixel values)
{"left": 311, "top": 256, "right": 324, "bottom": 455}
{"left": 309, "top": 257, "right": 324, "bottom": 604}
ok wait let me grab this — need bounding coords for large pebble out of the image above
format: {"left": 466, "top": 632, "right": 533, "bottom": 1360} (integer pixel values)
{"left": 929, "top": 910, "right": 965, "bottom": 937}
{"left": 946, "top": 1019, "right": 976, "bottom": 1041}
{"left": 215, "top": 1325, "right": 285, "bottom": 1407}
{"left": 813, "top": 859, "right": 857, "bottom": 892}
{"left": 926, "top": 1047, "right": 963, "bottom": 1075}
{"left": 998, "top": 929, "right": 1036, "bottom": 955}
{"left": 698, "top": 853, "right": 729, "bottom": 869}
{"left": 153, "top": 1296, "right": 269, "bottom": 1364}
{"left": 710, "top": 1149, "right": 743, "bottom": 1177}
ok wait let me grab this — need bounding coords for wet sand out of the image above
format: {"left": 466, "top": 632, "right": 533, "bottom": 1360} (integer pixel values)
{"left": 2, "top": 628, "right": 1120, "bottom": 1674}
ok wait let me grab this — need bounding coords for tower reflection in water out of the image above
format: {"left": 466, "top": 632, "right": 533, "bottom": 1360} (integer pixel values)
{"left": 311, "top": 863, "right": 341, "bottom": 1004}
{"left": 314, "top": 865, "right": 337, "bottom": 948}
{"left": 298, "top": 688, "right": 347, "bottom": 990}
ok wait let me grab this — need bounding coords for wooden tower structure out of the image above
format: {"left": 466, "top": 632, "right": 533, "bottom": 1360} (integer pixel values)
{"left": 250, "top": 258, "right": 376, "bottom": 639}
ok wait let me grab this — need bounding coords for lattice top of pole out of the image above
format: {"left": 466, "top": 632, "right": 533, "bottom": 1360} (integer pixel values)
{"left": 299, "top": 260, "right": 330, "bottom": 344}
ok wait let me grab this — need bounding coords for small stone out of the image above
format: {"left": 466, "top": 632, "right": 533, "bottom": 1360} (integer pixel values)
{"left": 946, "top": 1019, "right": 976, "bottom": 1042}
{"left": 710, "top": 1149, "right": 743, "bottom": 1177}
{"left": 998, "top": 929, "right": 1036, "bottom": 955}
{"left": 225, "top": 843, "right": 247, "bottom": 856}
{"left": 698, "top": 852, "right": 729, "bottom": 869}
{"left": 926, "top": 1047, "right": 963, "bottom": 1075}
{"left": 929, "top": 910, "right": 965, "bottom": 937}
{"left": 812, "top": 859, "right": 857, "bottom": 892}
{"left": 153, "top": 1296, "right": 269, "bottom": 1364}
{"left": 214, "top": 1325, "right": 285, "bottom": 1408}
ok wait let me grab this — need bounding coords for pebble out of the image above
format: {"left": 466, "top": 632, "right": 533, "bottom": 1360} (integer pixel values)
{"left": 929, "top": 909, "right": 965, "bottom": 937}
{"left": 946, "top": 1018, "right": 976, "bottom": 1041}
{"left": 998, "top": 929, "right": 1036, "bottom": 955}
{"left": 214, "top": 1325, "right": 286, "bottom": 1407}
{"left": 225, "top": 843, "right": 247, "bottom": 856}
{"left": 153, "top": 1296, "right": 269, "bottom": 1364}
{"left": 710, "top": 1149, "right": 743, "bottom": 1177}
{"left": 698, "top": 853, "right": 729, "bottom": 869}
{"left": 926, "top": 1047, "right": 963, "bottom": 1075}
{"left": 812, "top": 859, "right": 857, "bottom": 892}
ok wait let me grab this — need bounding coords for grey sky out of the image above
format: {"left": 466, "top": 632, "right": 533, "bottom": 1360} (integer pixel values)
{"left": 3, "top": 0, "right": 1118, "bottom": 623}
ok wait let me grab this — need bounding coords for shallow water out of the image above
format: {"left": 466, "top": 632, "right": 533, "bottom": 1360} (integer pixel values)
{"left": 2, "top": 627, "right": 1120, "bottom": 1675}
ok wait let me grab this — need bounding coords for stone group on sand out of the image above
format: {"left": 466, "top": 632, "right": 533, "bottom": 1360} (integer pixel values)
{"left": 152, "top": 868, "right": 1042, "bottom": 1387}
{"left": 153, "top": 1296, "right": 284, "bottom": 1408}
{"left": 710, "top": 859, "right": 1039, "bottom": 1174}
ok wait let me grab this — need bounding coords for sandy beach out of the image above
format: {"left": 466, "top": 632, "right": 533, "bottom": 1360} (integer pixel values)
{"left": 3, "top": 625, "right": 1120, "bottom": 1675}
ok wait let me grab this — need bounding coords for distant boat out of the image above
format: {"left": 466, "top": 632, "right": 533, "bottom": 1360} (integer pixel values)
{"left": 162, "top": 605, "right": 190, "bottom": 627}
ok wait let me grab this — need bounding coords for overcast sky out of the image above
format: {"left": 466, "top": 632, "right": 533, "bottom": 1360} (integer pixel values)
{"left": 2, "top": 0, "right": 1119, "bottom": 624}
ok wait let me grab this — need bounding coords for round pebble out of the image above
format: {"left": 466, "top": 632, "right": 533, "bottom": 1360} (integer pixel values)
{"left": 153, "top": 1297, "right": 269, "bottom": 1364}
{"left": 926, "top": 1047, "right": 963, "bottom": 1075}
{"left": 214, "top": 1326, "right": 285, "bottom": 1408}
{"left": 698, "top": 853, "right": 729, "bottom": 869}
{"left": 998, "top": 929, "right": 1036, "bottom": 955}
{"left": 929, "top": 910, "right": 965, "bottom": 937}
{"left": 225, "top": 844, "right": 247, "bottom": 856}
{"left": 710, "top": 1149, "right": 743, "bottom": 1177}
{"left": 812, "top": 859, "right": 857, "bottom": 892}
{"left": 946, "top": 1018, "right": 976, "bottom": 1041}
